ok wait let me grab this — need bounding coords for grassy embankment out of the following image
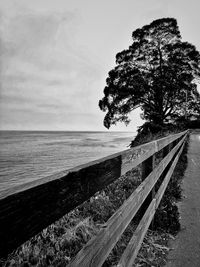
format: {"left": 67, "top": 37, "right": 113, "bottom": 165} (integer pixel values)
{"left": 1, "top": 127, "right": 189, "bottom": 267}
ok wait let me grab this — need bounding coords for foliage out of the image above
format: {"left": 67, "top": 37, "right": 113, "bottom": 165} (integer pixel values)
{"left": 135, "top": 230, "right": 171, "bottom": 266}
{"left": 153, "top": 136, "right": 189, "bottom": 234}
{"left": 1, "top": 130, "right": 189, "bottom": 266}
{"left": 99, "top": 18, "right": 200, "bottom": 128}
{"left": 0, "top": 170, "right": 140, "bottom": 267}
{"left": 130, "top": 127, "right": 189, "bottom": 235}
{"left": 130, "top": 121, "right": 185, "bottom": 147}
{"left": 185, "top": 119, "right": 200, "bottom": 129}
{"left": 1, "top": 213, "right": 99, "bottom": 267}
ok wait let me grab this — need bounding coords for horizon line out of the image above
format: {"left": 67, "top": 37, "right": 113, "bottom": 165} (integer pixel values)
{"left": 0, "top": 129, "right": 136, "bottom": 133}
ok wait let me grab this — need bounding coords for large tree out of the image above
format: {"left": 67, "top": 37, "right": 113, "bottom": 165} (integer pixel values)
{"left": 99, "top": 18, "right": 200, "bottom": 128}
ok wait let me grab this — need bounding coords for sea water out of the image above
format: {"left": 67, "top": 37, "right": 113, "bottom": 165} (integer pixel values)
{"left": 0, "top": 131, "right": 135, "bottom": 192}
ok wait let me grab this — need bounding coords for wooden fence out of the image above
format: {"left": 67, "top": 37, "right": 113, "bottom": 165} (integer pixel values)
{"left": 0, "top": 130, "right": 189, "bottom": 264}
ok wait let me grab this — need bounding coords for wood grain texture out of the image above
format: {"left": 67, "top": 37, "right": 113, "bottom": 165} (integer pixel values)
{"left": 117, "top": 199, "right": 156, "bottom": 267}
{"left": 117, "top": 137, "right": 187, "bottom": 267}
{"left": 67, "top": 133, "right": 187, "bottom": 267}
{"left": 121, "top": 130, "right": 187, "bottom": 175}
{"left": 0, "top": 156, "right": 122, "bottom": 256}
{"left": 0, "top": 130, "right": 188, "bottom": 257}
{"left": 155, "top": 138, "right": 186, "bottom": 209}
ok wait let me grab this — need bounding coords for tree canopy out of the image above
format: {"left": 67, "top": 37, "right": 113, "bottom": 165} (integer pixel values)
{"left": 99, "top": 18, "right": 200, "bottom": 128}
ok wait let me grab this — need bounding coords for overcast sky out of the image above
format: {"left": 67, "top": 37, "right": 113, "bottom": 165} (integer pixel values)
{"left": 0, "top": 0, "right": 200, "bottom": 131}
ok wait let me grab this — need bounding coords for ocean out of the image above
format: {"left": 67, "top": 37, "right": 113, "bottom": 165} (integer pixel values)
{"left": 0, "top": 131, "right": 135, "bottom": 193}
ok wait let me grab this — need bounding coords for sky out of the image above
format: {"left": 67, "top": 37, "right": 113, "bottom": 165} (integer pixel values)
{"left": 0, "top": 0, "right": 200, "bottom": 132}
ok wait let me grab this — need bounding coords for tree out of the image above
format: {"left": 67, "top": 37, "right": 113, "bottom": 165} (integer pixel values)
{"left": 99, "top": 18, "right": 200, "bottom": 128}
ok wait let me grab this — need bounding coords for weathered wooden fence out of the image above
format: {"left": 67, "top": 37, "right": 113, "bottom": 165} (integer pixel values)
{"left": 0, "top": 130, "right": 189, "bottom": 265}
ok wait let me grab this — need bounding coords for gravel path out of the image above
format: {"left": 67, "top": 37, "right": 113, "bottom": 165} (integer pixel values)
{"left": 166, "top": 130, "right": 200, "bottom": 267}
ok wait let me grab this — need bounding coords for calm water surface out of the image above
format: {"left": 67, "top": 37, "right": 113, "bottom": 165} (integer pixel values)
{"left": 0, "top": 131, "right": 135, "bottom": 192}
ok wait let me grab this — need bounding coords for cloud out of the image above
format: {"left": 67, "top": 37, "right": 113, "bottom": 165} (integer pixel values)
{"left": 0, "top": 2, "right": 104, "bottom": 130}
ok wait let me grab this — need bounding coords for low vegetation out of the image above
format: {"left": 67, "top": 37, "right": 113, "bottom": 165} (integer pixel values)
{"left": 1, "top": 127, "right": 189, "bottom": 267}
{"left": 132, "top": 124, "right": 189, "bottom": 235}
{"left": 1, "top": 169, "right": 140, "bottom": 267}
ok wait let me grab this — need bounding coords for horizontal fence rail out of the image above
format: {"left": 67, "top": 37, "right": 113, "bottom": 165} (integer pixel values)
{"left": 0, "top": 130, "right": 189, "bottom": 259}
{"left": 68, "top": 131, "right": 188, "bottom": 267}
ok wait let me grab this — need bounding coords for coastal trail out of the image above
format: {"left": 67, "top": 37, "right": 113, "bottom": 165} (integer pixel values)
{"left": 166, "top": 130, "right": 200, "bottom": 267}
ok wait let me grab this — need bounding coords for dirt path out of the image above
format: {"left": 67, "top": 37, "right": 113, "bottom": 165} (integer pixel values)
{"left": 166, "top": 130, "right": 200, "bottom": 267}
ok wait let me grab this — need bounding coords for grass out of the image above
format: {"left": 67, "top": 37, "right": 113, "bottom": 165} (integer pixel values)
{"left": 134, "top": 230, "right": 173, "bottom": 267}
{"left": 1, "top": 130, "right": 189, "bottom": 267}
{"left": 153, "top": 137, "right": 189, "bottom": 234}
{"left": 2, "top": 213, "right": 99, "bottom": 266}
{"left": 1, "top": 169, "right": 141, "bottom": 267}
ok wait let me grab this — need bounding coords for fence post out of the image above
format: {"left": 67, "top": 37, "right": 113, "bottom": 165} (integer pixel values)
{"left": 141, "top": 156, "right": 154, "bottom": 181}
{"left": 140, "top": 154, "right": 156, "bottom": 224}
{"left": 163, "top": 144, "right": 170, "bottom": 158}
